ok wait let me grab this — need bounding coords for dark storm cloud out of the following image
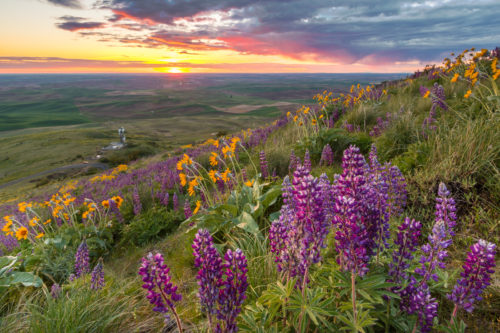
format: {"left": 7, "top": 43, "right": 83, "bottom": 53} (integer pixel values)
{"left": 45, "top": 0, "right": 82, "bottom": 9}
{"left": 93, "top": 0, "right": 500, "bottom": 63}
{"left": 56, "top": 16, "right": 106, "bottom": 31}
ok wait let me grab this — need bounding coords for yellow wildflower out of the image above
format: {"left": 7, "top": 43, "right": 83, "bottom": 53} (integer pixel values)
{"left": 35, "top": 232, "right": 44, "bottom": 239}
{"left": 293, "top": 115, "right": 298, "bottom": 122}
{"left": 2, "top": 220, "right": 12, "bottom": 235}
{"left": 102, "top": 200, "right": 110, "bottom": 208}
{"left": 303, "top": 107, "right": 309, "bottom": 114}
{"left": 222, "top": 145, "right": 231, "bottom": 158}
{"left": 112, "top": 196, "right": 123, "bottom": 208}
{"left": 319, "top": 114, "right": 324, "bottom": 119}
{"left": 451, "top": 73, "right": 459, "bottom": 83}
{"left": 221, "top": 168, "right": 231, "bottom": 183}
{"left": 286, "top": 111, "right": 291, "bottom": 117}
{"left": 423, "top": 90, "right": 430, "bottom": 98}
{"left": 188, "top": 177, "right": 199, "bottom": 197}
{"left": 15, "top": 227, "right": 28, "bottom": 240}
{"left": 82, "top": 211, "right": 89, "bottom": 219}
{"left": 312, "top": 119, "right": 317, "bottom": 125}
{"left": 29, "top": 217, "right": 39, "bottom": 227}
{"left": 209, "top": 152, "right": 218, "bottom": 166}
{"left": 179, "top": 173, "right": 187, "bottom": 187}
{"left": 493, "top": 71, "right": 500, "bottom": 80}
{"left": 491, "top": 58, "right": 498, "bottom": 73}
{"left": 44, "top": 219, "right": 51, "bottom": 225}
{"left": 245, "top": 180, "right": 254, "bottom": 187}
{"left": 208, "top": 169, "right": 217, "bottom": 183}
{"left": 193, "top": 200, "right": 201, "bottom": 215}
{"left": 464, "top": 90, "right": 472, "bottom": 98}
{"left": 299, "top": 122, "right": 303, "bottom": 126}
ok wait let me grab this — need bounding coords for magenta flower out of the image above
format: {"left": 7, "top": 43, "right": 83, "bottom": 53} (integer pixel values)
{"left": 319, "top": 144, "right": 334, "bottom": 166}
{"left": 259, "top": 150, "right": 269, "bottom": 179}
{"left": 448, "top": 239, "right": 496, "bottom": 314}
{"left": 75, "top": 240, "right": 89, "bottom": 278}
{"left": 138, "top": 252, "right": 183, "bottom": 330}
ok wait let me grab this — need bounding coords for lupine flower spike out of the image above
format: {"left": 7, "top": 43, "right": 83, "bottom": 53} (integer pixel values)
{"left": 448, "top": 240, "right": 496, "bottom": 320}
{"left": 139, "top": 252, "right": 183, "bottom": 332}
{"left": 90, "top": 258, "right": 105, "bottom": 290}
{"left": 74, "top": 240, "right": 90, "bottom": 278}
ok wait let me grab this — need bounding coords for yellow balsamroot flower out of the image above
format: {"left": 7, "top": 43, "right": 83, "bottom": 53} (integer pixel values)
{"left": 208, "top": 169, "right": 217, "bottom": 183}
{"left": 493, "top": 71, "right": 500, "bottom": 80}
{"left": 286, "top": 111, "right": 291, "bottom": 117}
{"left": 298, "top": 122, "right": 303, "bottom": 126}
{"left": 2, "top": 220, "right": 13, "bottom": 236}
{"left": 112, "top": 196, "right": 123, "bottom": 208}
{"left": 188, "top": 177, "right": 199, "bottom": 197}
{"left": 451, "top": 73, "right": 459, "bottom": 83}
{"left": 82, "top": 211, "right": 90, "bottom": 219}
{"left": 102, "top": 200, "right": 110, "bottom": 208}
{"left": 245, "top": 180, "right": 254, "bottom": 187}
{"left": 221, "top": 168, "right": 231, "bottom": 183}
{"left": 312, "top": 119, "right": 317, "bottom": 125}
{"left": 293, "top": 115, "right": 298, "bottom": 122}
{"left": 423, "top": 90, "right": 430, "bottom": 98}
{"left": 35, "top": 232, "right": 44, "bottom": 239}
{"left": 18, "top": 202, "right": 31, "bottom": 213}
{"left": 209, "top": 152, "right": 218, "bottom": 166}
{"left": 303, "top": 107, "right": 309, "bottom": 114}
{"left": 179, "top": 173, "right": 187, "bottom": 187}
{"left": 16, "top": 227, "right": 28, "bottom": 240}
{"left": 222, "top": 145, "right": 231, "bottom": 159}
{"left": 44, "top": 219, "right": 51, "bottom": 225}
{"left": 491, "top": 58, "right": 498, "bottom": 72}
{"left": 193, "top": 200, "right": 201, "bottom": 215}
{"left": 319, "top": 114, "right": 324, "bottom": 119}
{"left": 29, "top": 217, "right": 39, "bottom": 227}
{"left": 464, "top": 90, "right": 472, "bottom": 98}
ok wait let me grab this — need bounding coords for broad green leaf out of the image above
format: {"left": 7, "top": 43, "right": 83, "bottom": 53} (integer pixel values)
{"left": 234, "top": 212, "right": 260, "bottom": 236}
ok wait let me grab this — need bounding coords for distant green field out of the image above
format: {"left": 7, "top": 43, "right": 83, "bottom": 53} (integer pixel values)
{"left": 0, "top": 73, "right": 405, "bottom": 196}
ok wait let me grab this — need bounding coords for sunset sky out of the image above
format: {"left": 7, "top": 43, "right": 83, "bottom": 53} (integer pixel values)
{"left": 1, "top": 0, "right": 499, "bottom": 73}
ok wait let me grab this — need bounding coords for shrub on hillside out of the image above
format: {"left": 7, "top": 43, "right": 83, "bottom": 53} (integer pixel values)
{"left": 121, "top": 206, "right": 183, "bottom": 246}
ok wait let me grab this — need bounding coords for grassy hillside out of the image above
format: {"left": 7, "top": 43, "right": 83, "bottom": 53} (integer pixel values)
{"left": 0, "top": 49, "right": 498, "bottom": 332}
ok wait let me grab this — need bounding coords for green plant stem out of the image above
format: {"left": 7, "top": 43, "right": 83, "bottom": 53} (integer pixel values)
{"left": 385, "top": 299, "right": 391, "bottom": 333}
{"left": 449, "top": 304, "right": 458, "bottom": 326}
{"left": 297, "top": 267, "right": 309, "bottom": 332}
{"left": 351, "top": 271, "right": 357, "bottom": 332}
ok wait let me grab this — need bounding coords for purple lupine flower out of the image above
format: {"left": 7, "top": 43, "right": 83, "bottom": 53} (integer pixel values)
{"left": 162, "top": 192, "right": 170, "bottom": 207}
{"left": 75, "top": 240, "right": 90, "bottom": 278}
{"left": 270, "top": 166, "right": 330, "bottom": 281}
{"left": 388, "top": 217, "right": 422, "bottom": 285}
{"left": 332, "top": 145, "right": 378, "bottom": 276}
{"left": 269, "top": 176, "right": 293, "bottom": 273}
{"left": 448, "top": 240, "right": 496, "bottom": 313}
{"left": 419, "top": 85, "right": 430, "bottom": 97}
{"left": 184, "top": 200, "right": 192, "bottom": 219}
{"left": 259, "top": 150, "right": 269, "bottom": 179}
{"left": 400, "top": 278, "right": 438, "bottom": 333}
{"left": 431, "top": 82, "right": 448, "bottom": 112}
{"left": 216, "top": 248, "right": 248, "bottom": 333}
{"left": 68, "top": 274, "right": 76, "bottom": 282}
{"left": 319, "top": 144, "right": 334, "bottom": 166}
{"left": 133, "top": 187, "right": 142, "bottom": 215}
{"left": 173, "top": 192, "right": 179, "bottom": 211}
{"left": 415, "top": 220, "right": 451, "bottom": 282}
{"left": 51, "top": 283, "right": 61, "bottom": 299}
{"left": 90, "top": 259, "right": 105, "bottom": 290}
{"left": 192, "top": 229, "right": 223, "bottom": 318}
{"left": 138, "top": 252, "right": 182, "bottom": 316}
{"left": 289, "top": 150, "right": 299, "bottom": 173}
{"left": 385, "top": 165, "right": 407, "bottom": 216}
{"left": 435, "top": 182, "right": 457, "bottom": 235}
{"left": 303, "top": 149, "right": 312, "bottom": 172}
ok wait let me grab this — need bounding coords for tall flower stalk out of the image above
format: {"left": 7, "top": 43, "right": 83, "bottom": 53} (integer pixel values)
{"left": 139, "top": 252, "right": 183, "bottom": 332}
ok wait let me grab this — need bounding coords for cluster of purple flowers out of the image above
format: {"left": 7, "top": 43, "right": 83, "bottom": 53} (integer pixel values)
{"left": 192, "top": 229, "right": 248, "bottom": 332}
{"left": 342, "top": 120, "right": 360, "bottom": 133}
{"left": 133, "top": 187, "right": 142, "bottom": 215}
{"left": 90, "top": 259, "right": 105, "bottom": 290}
{"left": 138, "top": 252, "right": 182, "bottom": 326}
{"left": 74, "top": 240, "right": 90, "bottom": 278}
{"left": 289, "top": 150, "right": 300, "bottom": 173}
{"left": 259, "top": 150, "right": 269, "bottom": 179}
{"left": 184, "top": 200, "right": 192, "bottom": 219}
{"left": 303, "top": 149, "right": 312, "bottom": 172}
{"left": 448, "top": 240, "right": 496, "bottom": 314}
{"left": 369, "top": 113, "right": 393, "bottom": 137}
{"left": 319, "top": 144, "right": 334, "bottom": 166}
{"left": 269, "top": 165, "right": 330, "bottom": 282}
